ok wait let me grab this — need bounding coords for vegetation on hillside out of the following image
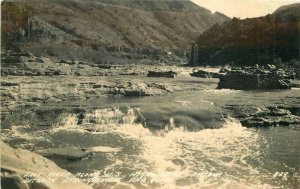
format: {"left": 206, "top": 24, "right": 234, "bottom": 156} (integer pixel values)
{"left": 192, "top": 3, "right": 300, "bottom": 66}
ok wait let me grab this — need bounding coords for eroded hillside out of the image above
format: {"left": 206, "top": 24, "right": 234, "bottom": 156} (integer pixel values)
{"left": 1, "top": 0, "right": 229, "bottom": 63}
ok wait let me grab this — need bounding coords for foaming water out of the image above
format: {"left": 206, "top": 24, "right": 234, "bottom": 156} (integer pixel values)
{"left": 97, "top": 117, "right": 272, "bottom": 189}
{"left": 52, "top": 108, "right": 152, "bottom": 138}
{"left": 2, "top": 107, "right": 299, "bottom": 189}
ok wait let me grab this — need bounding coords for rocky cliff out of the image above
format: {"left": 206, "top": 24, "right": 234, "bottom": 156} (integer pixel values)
{"left": 190, "top": 3, "right": 300, "bottom": 66}
{"left": 1, "top": 0, "right": 229, "bottom": 63}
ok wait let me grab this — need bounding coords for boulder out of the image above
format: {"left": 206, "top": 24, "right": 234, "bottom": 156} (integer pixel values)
{"left": 224, "top": 104, "right": 300, "bottom": 128}
{"left": 1, "top": 141, "right": 92, "bottom": 189}
{"left": 190, "top": 70, "right": 222, "bottom": 78}
{"left": 35, "top": 146, "right": 121, "bottom": 161}
{"left": 218, "top": 71, "right": 291, "bottom": 90}
{"left": 241, "top": 115, "right": 300, "bottom": 128}
{"left": 147, "top": 71, "right": 177, "bottom": 78}
{"left": 226, "top": 105, "right": 300, "bottom": 127}
{"left": 35, "top": 148, "right": 93, "bottom": 161}
{"left": 109, "top": 81, "right": 177, "bottom": 96}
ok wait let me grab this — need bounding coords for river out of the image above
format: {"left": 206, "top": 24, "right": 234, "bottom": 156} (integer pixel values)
{"left": 1, "top": 75, "right": 300, "bottom": 189}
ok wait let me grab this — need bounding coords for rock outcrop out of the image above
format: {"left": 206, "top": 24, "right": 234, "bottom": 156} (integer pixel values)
{"left": 0, "top": 141, "right": 92, "bottom": 189}
{"left": 218, "top": 74, "right": 291, "bottom": 90}
{"left": 217, "top": 66, "right": 292, "bottom": 90}
{"left": 147, "top": 71, "right": 177, "bottom": 78}
{"left": 224, "top": 105, "right": 300, "bottom": 128}
{"left": 223, "top": 104, "right": 300, "bottom": 128}
{"left": 190, "top": 69, "right": 223, "bottom": 78}
{"left": 35, "top": 146, "right": 121, "bottom": 161}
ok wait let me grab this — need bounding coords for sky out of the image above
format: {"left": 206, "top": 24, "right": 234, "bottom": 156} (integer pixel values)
{"left": 192, "top": 0, "right": 300, "bottom": 18}
{"left": 0, "top": 0, "right": 298, "bottom": 18}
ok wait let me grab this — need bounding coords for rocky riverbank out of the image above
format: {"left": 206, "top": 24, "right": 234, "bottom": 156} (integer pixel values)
{"left": 1, "top": 52, "right": 299, "bottom": 128}
{"left": 223, "top": 104, "right": 300, "bottom": 128}
{"left": 1, "top": 141, "right": 92, "bottom": 189}
{"left": 217, "top": 65, "right": 296, "bottom": 90}
{"left": 1, "top": 56, "right": 300, "bottom": 189}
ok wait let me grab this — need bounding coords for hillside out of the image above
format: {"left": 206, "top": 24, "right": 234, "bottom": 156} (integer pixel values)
{"left": 1, "top": 0, "right": 229, "bottom": 64}
{"left": 90, "top": 0, "right": 209, "bottom": 11}
{"left": 190, "top": 3, "right": 300, "bottom": 66}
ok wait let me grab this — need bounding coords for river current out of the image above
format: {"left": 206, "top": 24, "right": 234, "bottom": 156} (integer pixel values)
{"left": 2, "top": 78, "right": 300, "bottom": 189}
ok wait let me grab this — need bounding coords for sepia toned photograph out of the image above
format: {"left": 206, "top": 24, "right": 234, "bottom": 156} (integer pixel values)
{"left": 1, "top": 0, "right": 299, "bottom": 188}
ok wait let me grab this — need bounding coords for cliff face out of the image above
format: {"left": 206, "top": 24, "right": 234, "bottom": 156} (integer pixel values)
{"left": 1, "top": 0, "right": 229, "bottom": 63}
{"left": 190, "top": 3, "right": 300, "bottom": 66}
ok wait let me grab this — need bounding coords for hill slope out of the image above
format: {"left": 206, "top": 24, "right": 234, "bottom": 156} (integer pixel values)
{"left": 190, "top": 3, "right": 300, "bottom": 66}
{"left": 1, "top": 0, "right": 229, "bottom": 63}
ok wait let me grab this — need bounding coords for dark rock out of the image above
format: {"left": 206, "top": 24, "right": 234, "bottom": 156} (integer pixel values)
{"left": 1, "top": 81, "right": 19, "bottom": 87}
{"left": 277, "top": 118, "right": 300, "bottom": 126}
{"left": 218, "top": 72, "right": 291, "bottom": 90}
{"left": 241, "top": 110, "right": 300, "bottom": 127}
{"left": 224, "top": 104, "right": 300, "bottom": 128}
{"left": 111, "top": 86, "right": 149, "bottom": 97}
{"left": 241, "top": 115, "right": 300, "bottom": 128}
{"left": 268, "top": 107, "right": 291, "bottom": 116}
{"left": 74, "top": 72, "right": 81, "bottom": 76}
{"left": 1, "top": 52, "right": 35, "bottom": 64}
{"left": 34, "top": 71, "right": 43, "bottom": 76}
{"left": 223, "top": 105, "right": 259, "bottom": 118}
{"left": 119, "top": 72, "right": 138, "bottom": 76}
{"left": 92, "top": 84, "right": 102, "bottom": 88}
{"left": 241, "top": 119, "right": 267, "bottom": 128}
{"left": 219, "top": 68, "right": 230, "bottom": 73}
{"left": 70, "top": 108, "right": 86, "bottom": 114}
{"left": 9, "top": 53, "right": 33, "bottom": 58}
{"left": 1, "top": 173, "right": 29, "bottom": 189}
{"left": 96, "top": 65, "right": 112, "bottom": 69}
{"left": 35, "top": 58, "right": 44, "bottom": 63}
{"left": 147, "top": 71, "right": 177, "bottom": 78}
{"left": 2, "top": 56, "right": 22, "bottom": 64}
{"left": 44, "top": 71, "right": 53, "bottom": 76}
{"left": 190, "top": 70, "right": 222, "bottom": 78}
{"left": 77, "top": 112, "right": 85, "bottom": 125}
{"left": 289, "top": 105, "right": 300, "bottom": 116}
{"left": 53, "top": 70, "right": 61, "bottom": 75}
